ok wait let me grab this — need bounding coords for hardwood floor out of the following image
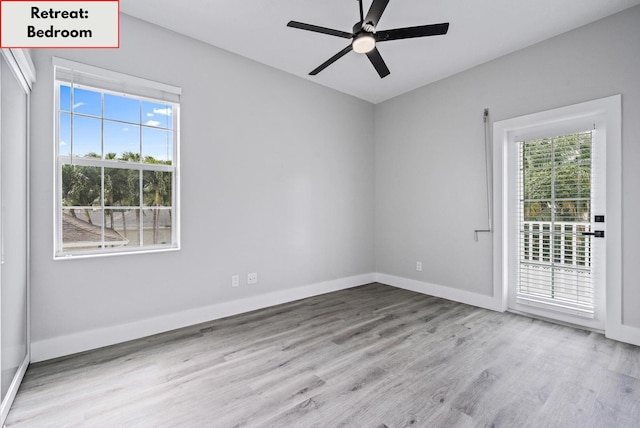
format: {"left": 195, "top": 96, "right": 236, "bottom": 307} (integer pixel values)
{"left": 6, "top": 283, "right": 640, "bottom": 427}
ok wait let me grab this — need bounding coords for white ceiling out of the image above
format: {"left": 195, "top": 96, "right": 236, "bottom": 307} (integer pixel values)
{"left": 120, "top": 0, "right": 640, "bottom": 104}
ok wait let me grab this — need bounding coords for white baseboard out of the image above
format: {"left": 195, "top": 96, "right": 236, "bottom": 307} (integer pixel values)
{"left": 31, "top": 272, "right": 640, "bottom": 363}
{"left": 374, "top": 273, "right": 640, "bottom": 347}
{"left": 606, "top": 323, "right": 640, "bottom": 347}
{"left": 374, "top": 273, "right": 503, "bottom": 312}
{"left": 31, "top": 273, "right": 375, "bottom": 362}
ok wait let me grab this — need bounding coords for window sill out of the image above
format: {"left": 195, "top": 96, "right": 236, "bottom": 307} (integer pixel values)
{"left": 53, "top": 245, "right": 180, "bottom": 261}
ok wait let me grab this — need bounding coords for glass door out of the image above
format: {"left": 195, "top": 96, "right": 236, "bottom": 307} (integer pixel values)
{"left": 509, "top": 128, "right": 606, "bottom": 330}
{"left": 0, "top": 51, "right": 30, "bottom": 424}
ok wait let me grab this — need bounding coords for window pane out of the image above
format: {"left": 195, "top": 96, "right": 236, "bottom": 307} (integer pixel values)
{"left": 556, "top": 200, "right": 591, "bottom": 222}
{"left": 99, "top": 210, "right": 128, "bottom": 249}
{"left": 523, "top": 201, "right": 552, "bottom": 222}
{"left": 72, "top": 115, "right": 102, "bottom": 157}
{"left": 62, "top": 208, "right": 104, "bottom": 251}
{"left": 61, "top": 165, "right": 102, "bottom": 207}
{"left": 143, "top": 171, "right": 172, "bottom": 207}
{"left": 523, "top": 166, "right": 552, "bottom": 200}
{"left": 104, "top": 209, "right": 139, "bottom": 248}
{"left": 104, "top": 120, "right": 140, "bottom": 161}
{"left": 142, "top": 208, "right": 172, "bottom": 245}
{"left": 524, "top": 139, "right": 552, "bottom": 166}
{"left": 142, "top": 127, "right": 172, "bottom": 164}
{"left": 104, "top": 93, "right": 140, "bottom": 124}
{"left": 59, "top": 113, "right": 71, "bottom": 156}
{"left": 73, "top": 87, "right": 102, "bottom": 117}
{"left": 60, "top": 84, "right": 71, "bottom": 112}
{"left": 142, "top": 101, "right": 172, "bottom": 129}
{"left": 56, "top": 66, "right": 178, "bottom": 257}
{"left": 105, "top": 168, "right": 140, "bottom": 207}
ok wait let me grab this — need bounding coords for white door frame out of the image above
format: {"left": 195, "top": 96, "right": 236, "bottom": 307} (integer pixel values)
{"left": 491, "top": 95, "right": 628, "bottom": 341}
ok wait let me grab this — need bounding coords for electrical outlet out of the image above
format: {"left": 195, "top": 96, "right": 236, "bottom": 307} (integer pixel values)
{"left": 247, "top": 272, "right": 258, "bottom": 284}
{"left": 231, "top": 275, "right": 239, "bottom": 287}
{"left": 416, "top": 261, "right": 423, "bottom": 272}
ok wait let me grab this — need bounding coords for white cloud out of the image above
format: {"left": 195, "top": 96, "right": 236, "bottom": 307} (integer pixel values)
{"left": 145, "top": 120, "right": 161, "bottom": 127}
{"left": 122, "top": 127, "right": 129, "bottom": 132}
{"left": 60, "top": 141, "right": 67, "bottom": 146}
{"left": 146, "top": 112, "right": 154, "bottom": 117}
{"left": 153, "top": 107, "right": 172, "bottom": 116}
{"left": 73, "top": 102, "right": 85, "bottom": 109}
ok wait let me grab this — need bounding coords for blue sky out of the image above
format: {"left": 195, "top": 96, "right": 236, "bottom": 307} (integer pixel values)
{"left": 59, "top": 85, "right": 174, "bottom": 163}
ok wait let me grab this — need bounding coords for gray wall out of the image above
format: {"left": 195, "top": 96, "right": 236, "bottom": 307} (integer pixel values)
{"left": 29, "top": 6, "right": 640, "bottom": 356}
{"left": 374, "top": 6, "right": 640, "bottom": 326}
{"left": 30, "top": 15, "right": 375, "bottom": 349}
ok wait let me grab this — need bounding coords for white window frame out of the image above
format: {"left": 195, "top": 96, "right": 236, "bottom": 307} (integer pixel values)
{"left": 53, "top": 58, "right": 181, "bottom": 259}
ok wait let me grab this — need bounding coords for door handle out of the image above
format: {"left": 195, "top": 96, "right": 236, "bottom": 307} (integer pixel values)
{"left": 583, "top": 231, "right": 605, "bottom": 238}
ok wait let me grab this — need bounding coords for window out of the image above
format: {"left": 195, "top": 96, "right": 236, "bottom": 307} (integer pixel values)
{"left": 517, "top": 131, "right": 595, "bottom": 316}
{"left": 54, "top": 58, "right": 180, "bottom": 258}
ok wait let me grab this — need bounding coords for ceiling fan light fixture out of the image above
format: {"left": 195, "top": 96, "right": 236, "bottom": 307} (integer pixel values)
{"left": 352, "top": 33, "right": 375, "bottom": 53}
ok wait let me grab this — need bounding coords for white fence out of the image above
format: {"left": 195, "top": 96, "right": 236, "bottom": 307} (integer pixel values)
{"left": 519, "top": 221, "right": 593, "bottom": 308}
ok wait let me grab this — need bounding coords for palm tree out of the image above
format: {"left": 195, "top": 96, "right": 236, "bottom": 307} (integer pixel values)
{"left": 143, "top": 156, "right": 172, "bottom": 244}
{"left": 61, "top": 162, "right": 101, "bottom": 223}
{"left": 104, "top": 152, "right": 141, "bottom": 234}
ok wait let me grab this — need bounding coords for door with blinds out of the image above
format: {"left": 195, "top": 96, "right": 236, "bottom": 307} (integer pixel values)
{"left": 510, "top": 129, "right": 605, "bottom": 329}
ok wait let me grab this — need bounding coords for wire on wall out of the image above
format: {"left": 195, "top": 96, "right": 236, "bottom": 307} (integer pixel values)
{"left": 474, "top": 108, "right": 493, "bottom": 241}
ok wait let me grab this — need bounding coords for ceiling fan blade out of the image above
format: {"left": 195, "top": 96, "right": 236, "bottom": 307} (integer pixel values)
{"left": 364, "top": 0, "right": 390, "bottom": 27}
{"left": 366, "top": 47, "right": 390, "bottom": 78}
{"left": 309, "top": 45, "right": 353, "bottom": 75}
{"left": 376, "top": 23, "right": 449, "bottom": 41}
{"left": 287, "top": 21, "right": 352, "bottom": 39}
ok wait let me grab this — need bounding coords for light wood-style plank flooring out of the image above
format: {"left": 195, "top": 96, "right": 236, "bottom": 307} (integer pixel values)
{"left": 6, "top": 283, "right": 640, "bottom": 427}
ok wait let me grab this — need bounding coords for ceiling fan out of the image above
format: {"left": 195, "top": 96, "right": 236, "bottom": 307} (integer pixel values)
{"left": 287, "top": 0, "right": 449, "bottom": 78}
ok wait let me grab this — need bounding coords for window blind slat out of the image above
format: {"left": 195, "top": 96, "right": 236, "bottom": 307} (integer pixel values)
{"left": 53, "top": 57, "right": 181, "bottom": 103}
{"left": 517, "top": 131, "right": 595, "bottom": 318}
